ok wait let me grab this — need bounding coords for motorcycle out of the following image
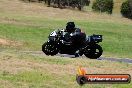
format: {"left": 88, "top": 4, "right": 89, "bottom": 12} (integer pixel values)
{"left": 42, "top": 29, "right": 103, "bottom": 59}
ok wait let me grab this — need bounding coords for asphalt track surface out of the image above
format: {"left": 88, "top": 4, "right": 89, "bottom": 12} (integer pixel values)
{"left": 21, "top": 51, "right": 132, "bottom": 64}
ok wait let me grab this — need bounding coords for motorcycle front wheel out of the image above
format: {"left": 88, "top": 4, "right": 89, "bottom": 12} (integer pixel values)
{"left": 84, "top": 44, "right": 103, "bottom": 59}
{"left": 42, "top": 41, "right": 59, "bottom": 56}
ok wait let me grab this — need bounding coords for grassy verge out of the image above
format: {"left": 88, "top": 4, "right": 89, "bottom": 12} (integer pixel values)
{"left": 0, "top": 50, "right": 132, "bottom": 88}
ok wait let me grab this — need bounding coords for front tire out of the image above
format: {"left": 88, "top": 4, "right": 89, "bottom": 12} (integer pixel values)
{"left": 42, "top": 41, "right": 59, "bottom": 56}
{"left": 84, "top": 44, "right": 103, "bottom": 59}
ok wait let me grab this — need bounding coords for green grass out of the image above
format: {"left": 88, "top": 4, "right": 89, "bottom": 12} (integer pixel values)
{"left": 0, "top": 50, "right": 132, "bottom": 88}
{"left": 0, "top": 0, "right": 132, "bottom": 88}
{"left": 0, "top": 19, "right": 132, "bottom": 58}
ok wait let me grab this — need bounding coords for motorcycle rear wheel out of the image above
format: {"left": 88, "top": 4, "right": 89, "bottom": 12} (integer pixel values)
{"left": 84, "top": 44, "right": 103, "bottom": 59}
{"left": 42, "top": 42, "right": 59, "bottom": 56}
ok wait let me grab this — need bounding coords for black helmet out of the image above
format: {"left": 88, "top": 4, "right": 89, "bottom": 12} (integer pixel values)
{"left": 66, "top": 22, "right": 75, "bottom": 30}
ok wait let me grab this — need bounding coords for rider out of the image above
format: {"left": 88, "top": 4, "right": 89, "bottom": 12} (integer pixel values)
{"left": 64, "top": 22, "right": 85, "bottom": 57}
{"left": 65, "top": 22, "right": 85, "bottom": 42}
{"left": 65, "top": 22, "right": 81, "bottom": 33}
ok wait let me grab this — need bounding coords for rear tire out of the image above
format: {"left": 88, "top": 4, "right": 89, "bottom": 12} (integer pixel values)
{"left": 42, "top": 42, "right": 59, "bottom": 56}
{"left": 84, "top": 44, "right": 103, "bottom": 59}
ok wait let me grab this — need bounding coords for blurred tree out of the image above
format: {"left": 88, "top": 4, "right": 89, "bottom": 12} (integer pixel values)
{"left": 121, "top": 0, "right": 132, "bottom": 19}
{"left": 22, "top": 0, "right": 90, "bottom": 10}
{"left": 46, "top": 0, "right": 90, "bottom": 10}
{"left": 48, "top": 0, "right": 51, "bottom": 6}
{"left": 128, "top": 0, "right": 132, "bottom": 10}
{"left": 92, "top": 0, "right": 113, "bottom": 14}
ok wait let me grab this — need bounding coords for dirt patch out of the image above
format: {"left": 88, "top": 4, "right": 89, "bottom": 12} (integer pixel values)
{"left": 1, "top": 54, "right": 132, "bottom": 77}
{"left": 0, "top": 80, "right": 15, "bottom": 88}
{"left": 0, "top": 38, "right": 22, "bottom": 46}
{"left": 20, "top": 51, "right": 132, "bottom": 75}
{"left": 0, "top": 55, "right": 75, "bottom": 75}
{"left": 0, "top": 51, "right": 132, "bottom": 78}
